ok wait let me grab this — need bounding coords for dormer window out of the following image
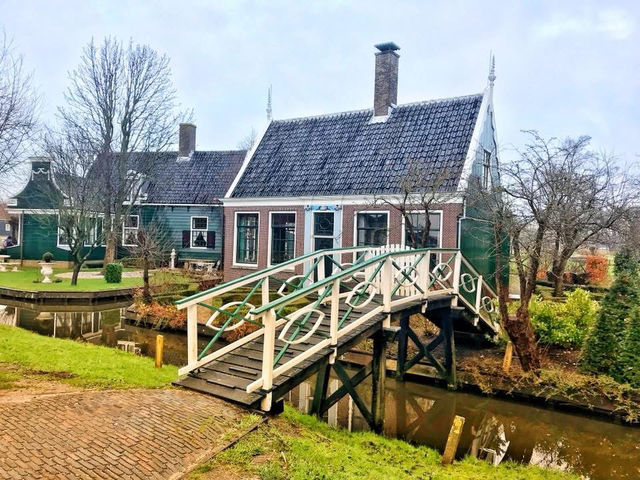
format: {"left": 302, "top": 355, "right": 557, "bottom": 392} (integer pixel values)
{"left": 482, "top": 149, "right": 491, "bottom": 189}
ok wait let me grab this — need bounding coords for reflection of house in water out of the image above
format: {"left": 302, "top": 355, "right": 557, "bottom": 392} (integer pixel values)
{"left": 1, "top": 302, "right": 129, "bottom": 345}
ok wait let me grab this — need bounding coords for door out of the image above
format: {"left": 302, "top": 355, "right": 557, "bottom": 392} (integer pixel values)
{"left": 312, "top": 211, "right": 335, "bottom": 277}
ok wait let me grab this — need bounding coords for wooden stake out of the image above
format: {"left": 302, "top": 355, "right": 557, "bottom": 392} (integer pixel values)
{"left": 502, "top": 341, "right": 513, "bottom": 373}
{"left": 441, "top": 415, "right": 465, "bottom": 465}
{"left": 155, "top": 335, "right": 164, "bottom": 368}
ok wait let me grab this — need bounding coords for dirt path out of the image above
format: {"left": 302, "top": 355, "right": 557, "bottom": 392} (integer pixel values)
{"left": 0, "top": 386, "right": 246, "bottom": 479}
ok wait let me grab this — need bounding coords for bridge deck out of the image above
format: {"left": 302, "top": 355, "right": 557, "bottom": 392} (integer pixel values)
{"left": 174, "top": 293, "right": 455, "bottom": 408}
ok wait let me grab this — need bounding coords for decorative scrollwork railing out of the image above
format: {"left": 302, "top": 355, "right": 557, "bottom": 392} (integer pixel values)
{"left": 175, "top": 246, "right": 498, "bottom": 410}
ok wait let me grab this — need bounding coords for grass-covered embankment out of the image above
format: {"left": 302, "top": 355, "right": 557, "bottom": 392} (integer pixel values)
{"left": 0, "top": 267, "right": 193, "bottom": 292}
{"left": 0, "top": 325, "right": 177, "bottom": 388}
{"left": 191, "top": 406, "right": 577, "bottom": 480}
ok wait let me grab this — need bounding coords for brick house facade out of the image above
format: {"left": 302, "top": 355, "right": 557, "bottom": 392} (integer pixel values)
{"left": 222, "top": 42, "right": 500, "bottom": 283}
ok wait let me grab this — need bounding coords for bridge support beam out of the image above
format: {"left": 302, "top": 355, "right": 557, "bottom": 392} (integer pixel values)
{"left": 310, "top": 335, "right": 387, "bottom": 434}
{"left": 395, "top": 307, "right": 457, "bottom": 387}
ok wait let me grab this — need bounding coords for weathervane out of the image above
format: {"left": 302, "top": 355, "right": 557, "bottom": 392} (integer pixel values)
{"left": 266, "top": 84, "right": 273, "bottom": 122}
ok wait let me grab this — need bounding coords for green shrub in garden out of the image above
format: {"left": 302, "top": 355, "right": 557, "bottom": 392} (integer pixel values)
{"left": 614, "top": 307, "right": 640, "bottom": 387}
{"left": 104, "top": 263, "right": 123, "bottom": 283}
{"left": 529, "top": 289, "right": 599, "bottom": 347}
{"left": 581, "top": 252, "right": 640, "bottom": 375}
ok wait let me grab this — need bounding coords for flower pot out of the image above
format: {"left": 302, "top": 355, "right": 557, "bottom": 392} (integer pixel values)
{"left": 38, "top": 262, "right": 53, "bottom": 284}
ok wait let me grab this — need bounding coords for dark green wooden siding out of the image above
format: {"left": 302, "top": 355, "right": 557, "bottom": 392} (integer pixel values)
{"left": 139, "top": 205, "right": 223, "bottom": 261}
{"left": 5, "top": 214, "right": 104, "bottom": 261}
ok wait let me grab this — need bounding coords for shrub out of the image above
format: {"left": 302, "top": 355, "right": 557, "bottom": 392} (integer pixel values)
{"left": 41, "top": 252, "right": 54, "bottom": 263}
{"left": 529, "top": 289, "right": 599, "bottom": 347}
{"left": 104, "top": 263, "right": 123, "bottom": 283}
{"left": 585, "top": 256, "right": 609, "bottom": 285}
{"left": 581, "top": 252, "right": 640, "bottom": 375}
{"left": 614, "top": 307, "right": 640, "bottom": 387}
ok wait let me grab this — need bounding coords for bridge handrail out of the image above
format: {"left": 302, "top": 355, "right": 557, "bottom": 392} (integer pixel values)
{"left": 174, "top": 245, "right": 372, "bottom": 310}
{"left": 249, "top": 247, "right": 461, "bottom": 316}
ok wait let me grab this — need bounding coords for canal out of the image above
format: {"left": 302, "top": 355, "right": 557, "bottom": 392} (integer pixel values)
{"left": 1, "top": 299, "right": 638, "bottom": 479}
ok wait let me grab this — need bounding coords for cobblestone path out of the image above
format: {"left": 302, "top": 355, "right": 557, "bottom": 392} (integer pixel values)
{"left": 0, "top": 388, "right": 245, "bottom": 479}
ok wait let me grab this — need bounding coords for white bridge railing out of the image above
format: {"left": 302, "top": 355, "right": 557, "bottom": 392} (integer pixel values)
{"left": 174, "top": 246, "right": 498, "bottom": 410}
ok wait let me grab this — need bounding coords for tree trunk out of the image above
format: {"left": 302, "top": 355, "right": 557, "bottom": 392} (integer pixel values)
{"left": 70, "top": 262, "right": 82, "bottom": 286}
{"left": 142, "top": 259, "right": 152, "bottom": 304}
{"left": 104, "top": 231, "right": 117, "bottom": 265}
{"left": 551, "top": 260, "right": 566, "bottom": 297}
{"left": 504, "top": 303, "right": 541, "bottom": 372}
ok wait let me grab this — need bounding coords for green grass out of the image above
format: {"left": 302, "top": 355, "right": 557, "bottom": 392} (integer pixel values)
{"left": 0, "top": 267, "right": 192, "bottom": 292}
{"left": 191, "top": 406, "right": 577, "bottom": 480}
{"left": 0, "top": 324, "right": 177, "bottom": 388}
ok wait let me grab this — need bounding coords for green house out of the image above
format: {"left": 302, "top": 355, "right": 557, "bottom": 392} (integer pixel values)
{"left": 3, "top": 125, "right": 246, "bottom": 268}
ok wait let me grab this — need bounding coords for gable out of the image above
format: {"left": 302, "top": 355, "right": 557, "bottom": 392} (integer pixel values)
{"left": 230, "top": 94, "right": 483, "bottom": 198}
{"left": 10, "top": 159, "right": 64, "bottom": 210}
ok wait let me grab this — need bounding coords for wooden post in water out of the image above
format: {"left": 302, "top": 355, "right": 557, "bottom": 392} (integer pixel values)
{"left": 502, "top": 341, "right": 513, "bottom": 374}
{"left": 441, "top": 415, "right": 465, "bottom": 465}
{"left": 155, "top": 335, "right": 164, "bottom": 368}
{"left": 371, "top": 330, "right": 387, "bottom": 434}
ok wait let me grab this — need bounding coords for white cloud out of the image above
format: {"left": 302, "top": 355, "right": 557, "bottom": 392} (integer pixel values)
{"left": 535, "top": 8, "right": 634, "bottom": 40}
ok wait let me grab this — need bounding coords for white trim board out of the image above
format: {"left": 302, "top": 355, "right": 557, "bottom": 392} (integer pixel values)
{"left": 223, "top": 193, "right": 464, "bottom": 207}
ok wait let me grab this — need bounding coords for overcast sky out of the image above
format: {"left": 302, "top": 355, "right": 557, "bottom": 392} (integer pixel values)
{"left": 1, "top": 0, "right": 638, "bottom": 177}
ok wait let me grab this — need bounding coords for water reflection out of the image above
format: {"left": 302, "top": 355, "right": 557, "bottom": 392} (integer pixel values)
{"left": 289, "top": 373, "right": 640, "bottom": 480}
{"left": 0, "top": 300, "right": 208, "bottom": 366}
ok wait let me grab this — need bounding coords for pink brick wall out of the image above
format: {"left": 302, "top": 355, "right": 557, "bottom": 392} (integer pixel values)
{"left": 223, "top": 202, "right": 463, "bottom": 282}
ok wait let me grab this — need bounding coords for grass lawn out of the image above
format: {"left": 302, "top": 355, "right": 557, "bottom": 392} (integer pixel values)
{"left": 191, "top": 406, "right": 576, "bottom": 480}
{"left": 0, "top": 267, "right": 193, "bottom": 292}
{"left": 0, "top": 324, "right": 177, "bottom": 388}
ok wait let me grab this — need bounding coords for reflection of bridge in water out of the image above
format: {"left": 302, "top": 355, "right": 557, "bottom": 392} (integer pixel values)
{"left": 174, "top": 246, "right": 499, "bottom": 431}
{"left": 289, "top": 372, "right": 640, "bottom": 479}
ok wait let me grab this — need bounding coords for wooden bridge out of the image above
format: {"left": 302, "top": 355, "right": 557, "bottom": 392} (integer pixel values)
{"left": 173, "top": 246, "right": 498, "bottom": 430}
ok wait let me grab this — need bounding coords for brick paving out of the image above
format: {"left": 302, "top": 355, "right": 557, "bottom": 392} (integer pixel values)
{"left": 0, "top": 388, "right": 245, "bottom": 479}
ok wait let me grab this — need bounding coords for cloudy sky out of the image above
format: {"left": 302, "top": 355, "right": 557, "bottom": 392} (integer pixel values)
{"left": 2, "top": 0, "right": 638, "bottom": 170}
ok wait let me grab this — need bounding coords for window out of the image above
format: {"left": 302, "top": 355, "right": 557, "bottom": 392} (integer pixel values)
{"left": 235, "top": 213, "right": 259, "bottom": 265}
{"left": 356, "top": 212, "right": 388, "bottom": 246}
{"left": 85, "top": 217, "right": 103, "bottom": 246}
{"left": 123, "top": 215, "right": 139, "bottom": 246}
{"left": 4, "top": 224, "right": 10, "bottom": 232}
{"left": 404, "top": 212, "right": 441, "bottom": 248}
{"left": 270, "top": 213, "right": 295, "bottom": 265}
{"left": 482, "top": 149, "right": 491, "bottom": 189}
{"left": 57, "top": 227, "right": 69, "bottom": 247}
{"left": 191, "top": 217, "right": 208, "bottom": 248}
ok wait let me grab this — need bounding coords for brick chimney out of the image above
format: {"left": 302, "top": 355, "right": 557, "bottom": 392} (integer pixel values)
{"left": 178, "top": 123, "right": 196, "bottom": 157}
{"left": 373, "top": 42, "right": 400, "bottom": 117}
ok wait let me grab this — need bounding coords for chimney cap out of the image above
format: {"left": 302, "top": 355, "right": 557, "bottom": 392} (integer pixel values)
{"left": 374, "top": 42, "right": 400, "bottom": 53}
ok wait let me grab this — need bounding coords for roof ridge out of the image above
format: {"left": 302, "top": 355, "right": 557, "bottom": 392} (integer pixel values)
{"left": 273, "top": 92, "right": 484, "bottom": 124}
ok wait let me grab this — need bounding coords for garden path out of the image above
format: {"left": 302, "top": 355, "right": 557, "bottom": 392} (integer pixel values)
{"left": 0, "top": 387, "right": 245, "bottom": 479}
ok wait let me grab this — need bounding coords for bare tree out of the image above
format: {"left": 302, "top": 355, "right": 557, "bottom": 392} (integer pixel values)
{"left": 237, "top": 127, "right": 257, "bottom": 151}
{"left": 545, "top": 138, "right": 636, "bottom": 296}
{"left": 127, "top": 220, "right": 172, "bottom": 303}
{"left": 0, "top": 33, "right": 38, "bottom": 185}
{"left": 374, "top": 159, "right": 452, "bottom": 247}
{"left": 44, "top": 135, "right": 104, "bottom": 285}
{"left": 57, "top": 37, "right": 186, "bottom": 264}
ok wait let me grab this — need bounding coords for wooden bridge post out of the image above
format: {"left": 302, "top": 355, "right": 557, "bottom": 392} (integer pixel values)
{"left": 451, "top": 252, "right": 462, "bottom": 307}
{"left": 395, "top": 313, "right": 410, "bottom": 380}
{"left": 371, "top": 330, "right": 387, "bottom": 434}
{"left": 441, "top": 308, "right": 457, "bottom": 387}
{"left": 186, "top": 305, "right": 198, "bottom": 368}
{"left": 311, "top": 358, "right": 331, "bottom": 418}
{"left": 260, "top": 308, "right": 277, "bottom": 411}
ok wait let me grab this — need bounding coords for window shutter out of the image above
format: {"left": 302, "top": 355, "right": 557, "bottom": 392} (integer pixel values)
{"left": 206, "top": 231, "right": 215, "bottom": 249}
{"left": 182, "top": 230, "right": 190, "bottom": 248}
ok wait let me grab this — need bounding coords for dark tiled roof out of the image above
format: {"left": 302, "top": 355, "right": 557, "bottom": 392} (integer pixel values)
{"left": 231, "top": 94, "right": 483, "bottom": 197}
{"left": 145, "top": 150, "right": 246, "bottom": 204}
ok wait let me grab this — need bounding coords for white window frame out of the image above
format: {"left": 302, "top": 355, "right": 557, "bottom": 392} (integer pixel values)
{"left": 482, "top": 149, "right": 492, "bottom": 190}
{"left": 400, "top": 210, "right": 444, "bottom": 248}
{"left": 353, "top": 210, "right": 390, "bottom": 247}
{"left": 190, "top": 216, "right": 209, "bottom": 249}
{"left": 122, "top": 214, "right": 140, "bottom": 247}
{"left": 4, "top": 224, "right": 9, "bottom": 233}
{"left": 233, "top": 211, "right": 260, "bottom": 269}
{"left": 267, "top": 211, "right": 297, "bottom": 270}
{"left": 56, "top": 214, "right": 70, "bottom": 250}
{"left": 4, "top": 215, "right": 21, "bottom": 248}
